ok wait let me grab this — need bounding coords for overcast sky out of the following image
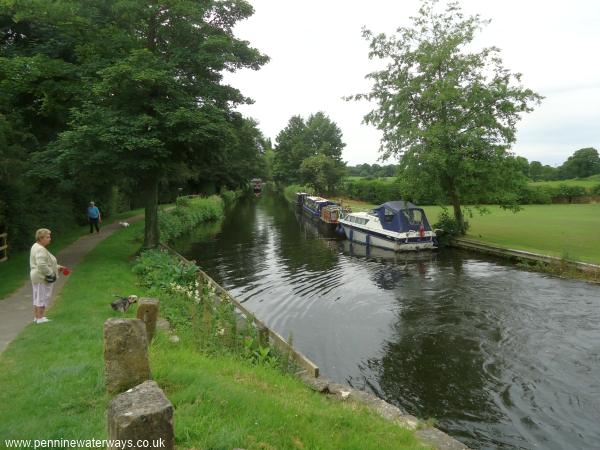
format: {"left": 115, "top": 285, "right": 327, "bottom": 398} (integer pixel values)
{"left": 224, "top": 0, "right": 600, "bottom": 167}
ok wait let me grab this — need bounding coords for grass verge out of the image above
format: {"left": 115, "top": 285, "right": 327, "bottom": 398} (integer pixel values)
{"left": 0, "top": 220, "right": 428, "bottom": 450}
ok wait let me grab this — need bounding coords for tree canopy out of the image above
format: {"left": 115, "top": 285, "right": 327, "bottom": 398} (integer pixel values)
{"left": 349, "top": 0, "right": 542, "bottom": 232}
{"left": 273, "top": 112, "right": 346, "bottom": 193}
{"left": 1, "top": 0, "right": 268, "bottom": 248}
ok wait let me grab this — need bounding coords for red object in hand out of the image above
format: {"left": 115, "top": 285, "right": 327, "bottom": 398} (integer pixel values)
{"left": 61, "top": 267, "right": 71, "bottom": 276}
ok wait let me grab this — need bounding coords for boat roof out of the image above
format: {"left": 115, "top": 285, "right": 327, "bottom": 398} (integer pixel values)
{"left": 375, "top": 200, "right": 420, "bottom": 212}
{"left": 306, "top": 196, "right": 330, "bottom": 203}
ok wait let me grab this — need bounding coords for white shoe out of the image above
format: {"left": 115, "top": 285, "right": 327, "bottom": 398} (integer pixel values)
{"left": 36, "top": 317, "right": 51, "bottom": 324}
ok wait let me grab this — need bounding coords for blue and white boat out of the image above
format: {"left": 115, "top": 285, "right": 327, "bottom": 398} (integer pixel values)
{"left": 339, "top": 201, "right": 438, "bottom": 252}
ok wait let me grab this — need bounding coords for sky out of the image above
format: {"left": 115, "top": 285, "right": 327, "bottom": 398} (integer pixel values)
{"left": 223, "top": 0, "right": 600, "bottom": 167}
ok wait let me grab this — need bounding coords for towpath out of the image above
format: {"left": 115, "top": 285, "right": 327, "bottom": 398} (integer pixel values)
{"left": 0, "top": 214, "right": 144, "bottom": 354}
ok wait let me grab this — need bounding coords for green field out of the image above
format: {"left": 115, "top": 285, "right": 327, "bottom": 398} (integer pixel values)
{"left": 339, "top": 198, "right": 600, "bottom": 265}
{"left": 528, "top": 174, "right": 600, "bottom": 190}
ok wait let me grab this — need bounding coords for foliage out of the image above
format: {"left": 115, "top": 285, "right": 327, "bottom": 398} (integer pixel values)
{"left": 433, "top": 209, "right": 466, "bottom": 246}
{"left": 273, "top": 112, "right": 346, "bottom": 190}
{"left": 341, "top": 178, "right": 405, "bottom": 205}
{"left": 558, "top": 147, "right": 600, "bottom": 179}
{"left": 349, "top": 0, "right": 542, "bottom": 233}
{"left": 299, "top": 154, "right": 346, "bottom": 194}
{"left": 1, "top": 0, "right": 269, "bottom": 250}
{"left": 592, "top": 184, "right": 600, "bottom": 196}
{"left": 283, "top": 184, "right": 313, "bottom": 204}
{"left": 347, "top": 163, "right": 399, "bottom": 178}
{"left": 159, "top": 196, "right": 225, "bottom": 243}
{"left": 132, "top": 249, "right": 291, "bottom": 371}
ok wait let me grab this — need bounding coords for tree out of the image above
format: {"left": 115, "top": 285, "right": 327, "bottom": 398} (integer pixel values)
{"left": 299, "top": 154, "right": 346, "bottom": 193}
{"left": 52, "top": 0, "right": 268, "bottom": 248}
{"left": 272, "top": 116, "right": 310, "bottom": 184}
{"left": 273, "top": 112, "right": 346, "bottom": 189}
{"left": 528, "top": 161, "right": 543, "bottom": 181}
{"left": 349, "top": 0, "right": 542, "bottom": 232}
{"left": 558, "top": 147, "right": 600, "bottom": 179}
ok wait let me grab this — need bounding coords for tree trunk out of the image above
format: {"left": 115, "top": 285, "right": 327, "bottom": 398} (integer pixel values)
{"left": 142, "top": 176, "right": 160, "bottom": 249}
{"left": 449, "top": 188, "right": 465, "bottom": 235}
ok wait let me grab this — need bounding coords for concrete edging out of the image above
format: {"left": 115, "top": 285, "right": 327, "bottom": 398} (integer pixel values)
{"left": 451, "top": 238, "right": 600, "bottom": 282}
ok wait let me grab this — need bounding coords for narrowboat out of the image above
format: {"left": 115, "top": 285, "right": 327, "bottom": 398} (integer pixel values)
{"left": 251, "top": 178, "right": 263, "bottom": 194}
{"left": 338, "top": 201, "right": 437, "bottom": 252}
{"left": 296, "top": 193, "right": 346, "bottom": 228}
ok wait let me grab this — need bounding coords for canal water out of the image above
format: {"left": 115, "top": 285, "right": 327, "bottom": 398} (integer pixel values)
{"left": 173, "top": 194, "right": 600, "bottom": 449}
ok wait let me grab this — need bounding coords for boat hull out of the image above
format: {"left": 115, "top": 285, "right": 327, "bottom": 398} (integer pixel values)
{"left": 341, "top": 224, "right": 437, "bottom": 252}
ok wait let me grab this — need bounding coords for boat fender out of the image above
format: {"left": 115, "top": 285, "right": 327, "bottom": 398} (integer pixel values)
{"left": 419, "top": 223, "right": 425, "bottom": 239}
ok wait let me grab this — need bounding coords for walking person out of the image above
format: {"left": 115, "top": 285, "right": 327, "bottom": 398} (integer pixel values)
{"left": 30, "top": 228, "right": 63, "bottom": 324}
{"left": 87, "top": 201, "right": 101, "bottom": 233}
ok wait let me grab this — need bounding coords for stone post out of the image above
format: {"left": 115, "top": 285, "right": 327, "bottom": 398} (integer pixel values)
{"left": 104, "top": 318, "right": 151, "bottom": 394}
{"left": 107, "top": 380, "right": 174, "bottom": 450}
{"left": 136, "top": 298, "right": 160, "bottom": 343}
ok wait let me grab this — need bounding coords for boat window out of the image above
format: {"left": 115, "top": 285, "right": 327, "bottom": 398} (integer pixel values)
{"left": 384, "top": 208, "right": 395, "bottom": 223}
{"left": 405, "top": 209, "right": 423, "bottom": 226}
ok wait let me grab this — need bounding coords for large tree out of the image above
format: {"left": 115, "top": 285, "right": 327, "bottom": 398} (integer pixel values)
{"left": 349, "top": 0, "right": 542, "bottom": 232}
{"left": 558, "top": 147, "right": 600, "bottom": 179}
{"left": 53, "top": 0, "right": 268, "bottom": 248}
{"left": 273, "top": 112, "right": 346, "bottom": 191}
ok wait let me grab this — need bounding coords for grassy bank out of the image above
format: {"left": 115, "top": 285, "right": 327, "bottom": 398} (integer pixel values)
{"left": 0, "top": 208, "right": 146, "bottom": 300}
{"left": 0, "top": 210, "right": 427, "bottom": 449}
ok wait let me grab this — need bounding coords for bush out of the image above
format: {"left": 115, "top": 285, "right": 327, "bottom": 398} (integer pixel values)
{"left": 159, "top": 196, "right": 224, "bottom": 242}
{"left": 339, "top": 178, "right": 404, "bottom": 204}
{"left": 220, "top": 189, "right": 242, "bottom": 207}
{"left": 433, "top": 210, "right": 467, "bottom": 246}
{"left": 518, "top": 185, "right": 553, "bottom": 204}
{"left": 591, "top": 184, "right": 600, "bottom": 196}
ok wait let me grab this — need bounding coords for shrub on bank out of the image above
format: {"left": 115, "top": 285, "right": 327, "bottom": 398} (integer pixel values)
{"left": 133, "top": 249, "right": 292, "bottom": 371}
{"left": 283, "top": 184, "right": 313, "bottom": 204}
{"left": 433, "top": 210, "right": 467, "bottom": 246}
{"left": 159, "top": 195, "right": 224, "bottom": 242}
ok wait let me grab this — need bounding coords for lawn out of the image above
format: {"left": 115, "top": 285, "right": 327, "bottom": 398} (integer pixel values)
{"left": 336, "top": 198, "right": 600, "bottom": 265}
{"left": 0, "top": 220, "right": 428, "bottom": 450}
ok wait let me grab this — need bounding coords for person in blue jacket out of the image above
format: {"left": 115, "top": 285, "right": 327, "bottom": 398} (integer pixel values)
{"left": 87, "top": 201, "right": 102, "bottom": 233}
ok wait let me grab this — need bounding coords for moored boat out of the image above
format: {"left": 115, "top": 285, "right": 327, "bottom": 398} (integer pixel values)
{"left": 251, "top": 178, "right": 263, "bottom": 194}
{"left": 296, "top": 193, "right": 346, "bottom": 228}
{"left": 339, "top": 200, "right": 437, "bottom": 252}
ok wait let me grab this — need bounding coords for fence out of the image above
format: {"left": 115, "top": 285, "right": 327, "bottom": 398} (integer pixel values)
{"left": 0, "top": 233, "right": 7, "bottom": 262}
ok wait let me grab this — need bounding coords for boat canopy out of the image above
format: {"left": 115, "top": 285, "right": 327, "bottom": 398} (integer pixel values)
{"left": 371, "top": 201, "right": 432, "bottom": 233}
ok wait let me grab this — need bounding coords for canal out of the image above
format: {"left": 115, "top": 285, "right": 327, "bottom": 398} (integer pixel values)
{"left": 173, "top": 194, "right": 600, "bottom": 449}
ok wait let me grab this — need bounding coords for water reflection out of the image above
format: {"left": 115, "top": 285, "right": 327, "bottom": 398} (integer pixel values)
{"left": 175, "top": 195, "right": 600, "bottom": 450}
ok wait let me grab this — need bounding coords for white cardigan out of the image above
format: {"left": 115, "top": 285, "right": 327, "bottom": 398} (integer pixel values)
{"left": 30, "top": 243, "right": 58, "bottom": 284}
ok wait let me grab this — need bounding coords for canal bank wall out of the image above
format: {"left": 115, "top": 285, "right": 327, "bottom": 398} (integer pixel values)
{"left": 451, "top": 238, "right": 600, "bottom": 283}
{"left": 160, "top": 241, "right": 469, "bottom": 450}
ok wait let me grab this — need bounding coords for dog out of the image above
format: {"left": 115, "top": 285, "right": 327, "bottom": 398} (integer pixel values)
{"left": 118, "top": 221, "right": 130, "bottom": 228}
{"left": 111, "top": 295, "right": 138, "bottom": 313}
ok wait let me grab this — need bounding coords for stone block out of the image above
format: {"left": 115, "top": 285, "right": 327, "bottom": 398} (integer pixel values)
{"left": 104, "top": 318, "right": 151, "bottom": 394}
{"left": 107, "top": 380, "right": 174, "bottom": 450}
{"left": 136, "top": 298, "right": 160, "bottom": 343}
